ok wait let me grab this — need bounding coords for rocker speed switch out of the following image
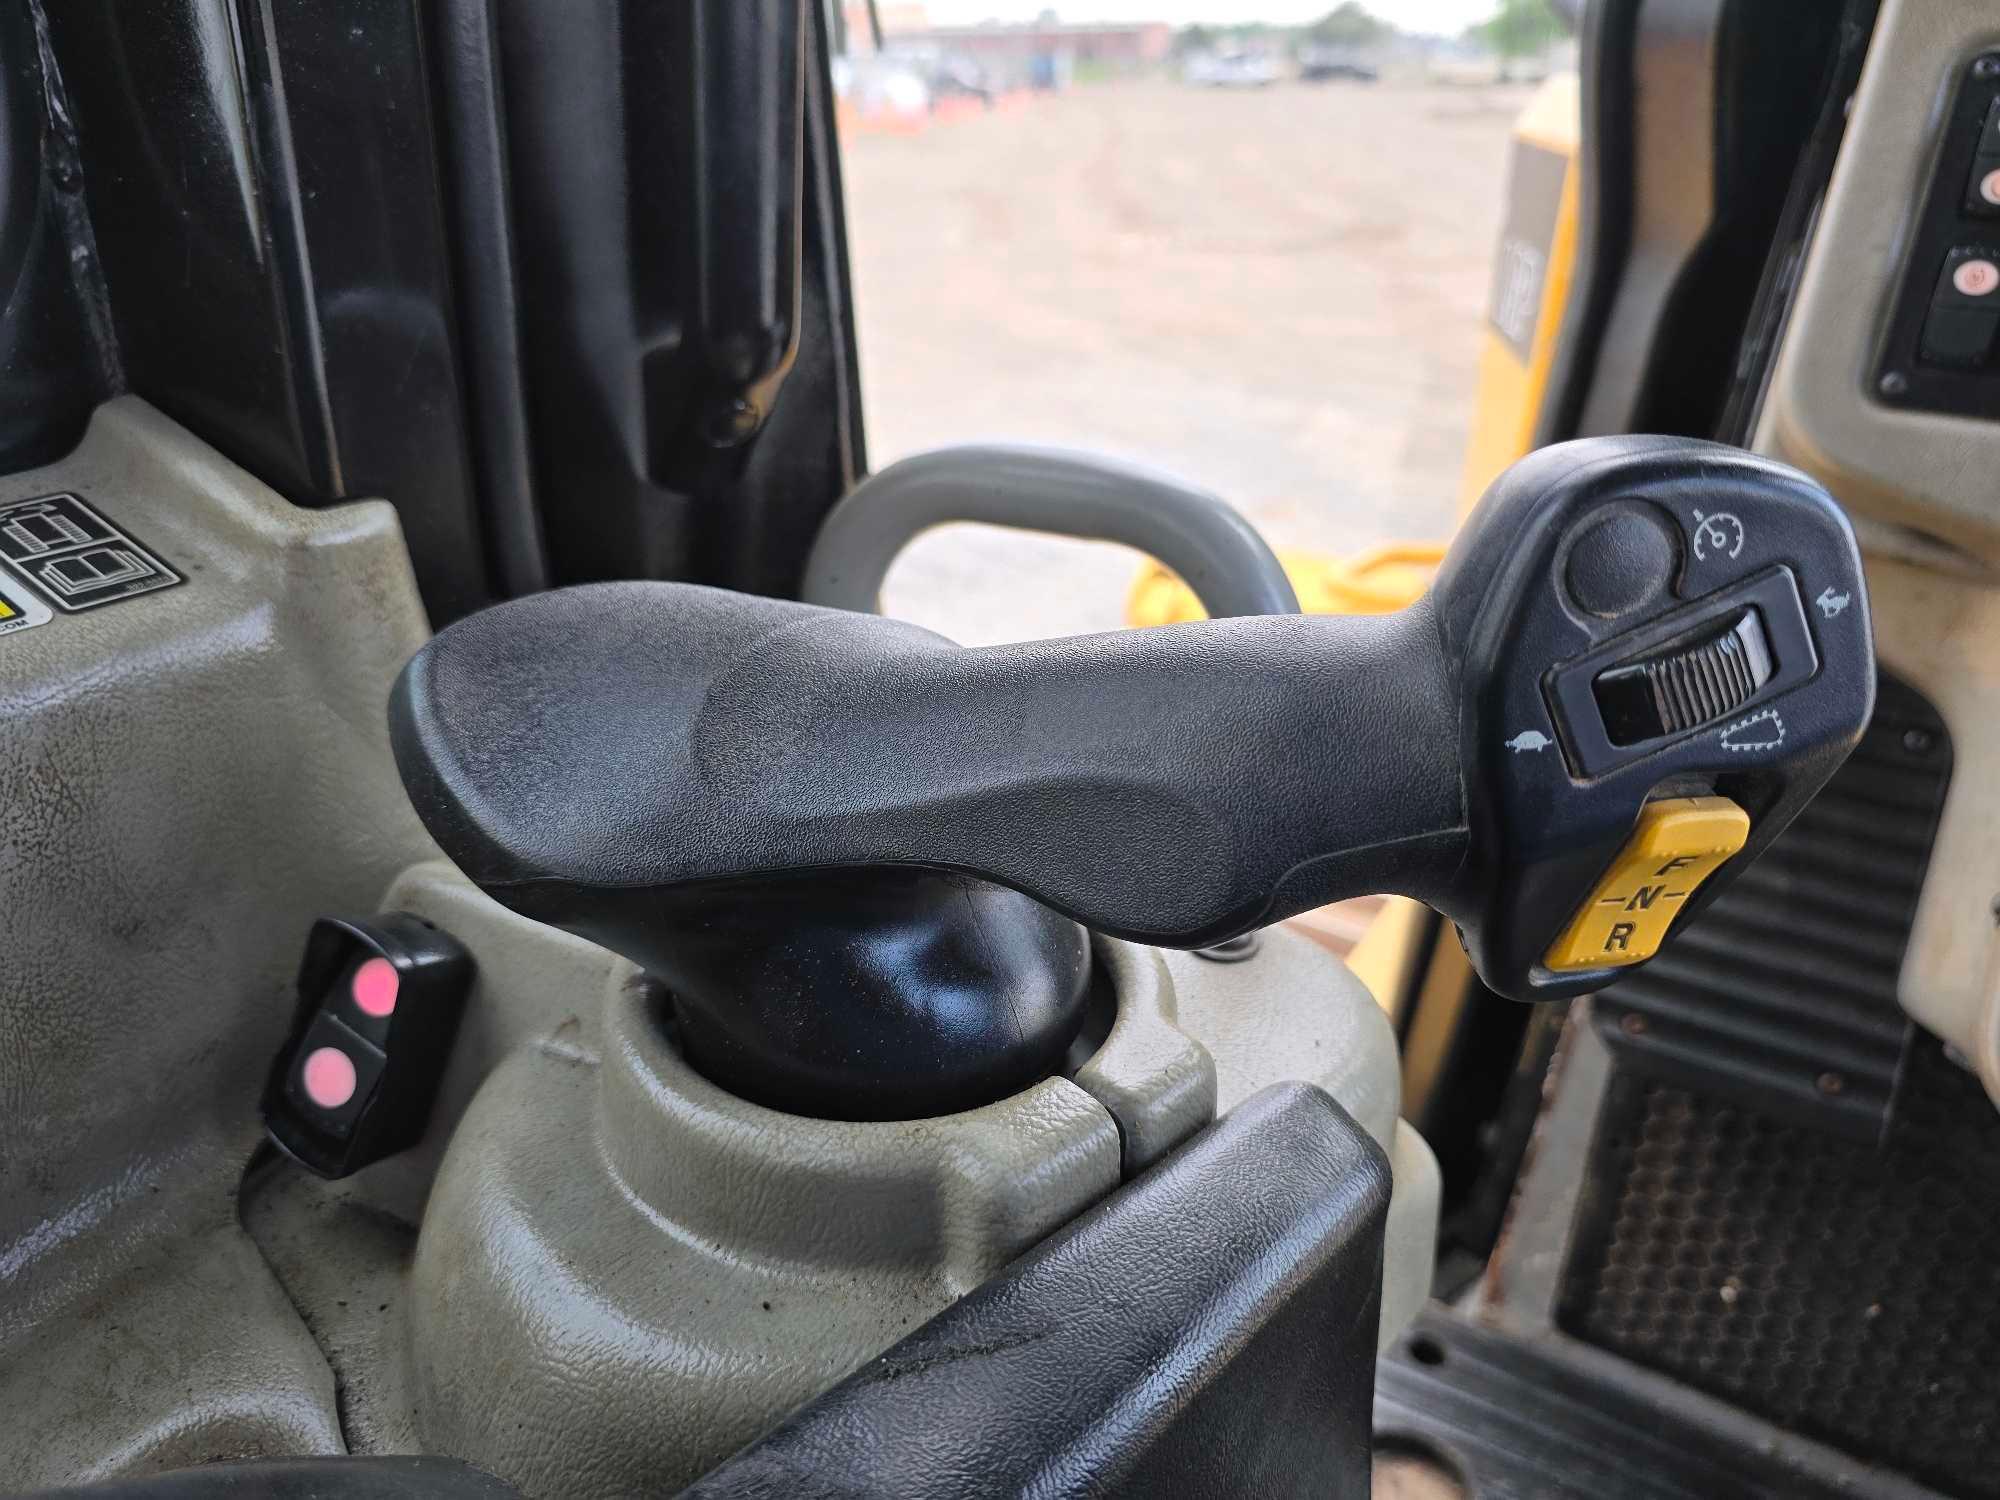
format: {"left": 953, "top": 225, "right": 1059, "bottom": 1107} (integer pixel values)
{"left": 1545, "top": 796, "right": 1750, "bottom": 972}
{"left": 1592, "top": 609, "right": 1773, "bottom": 746}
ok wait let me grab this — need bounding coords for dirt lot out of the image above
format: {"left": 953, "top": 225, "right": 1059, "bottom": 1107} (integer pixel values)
{"left": 840, "top": 77, "right": 1533, "bottom": 645}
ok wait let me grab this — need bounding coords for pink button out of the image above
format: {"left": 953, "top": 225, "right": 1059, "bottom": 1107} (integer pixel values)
{"left": 351, "top": 957, "right": 399, "bottom": 1018}
{"left": 1981, "top": 168, "right": 2000, "bottom": 207}
{"left": 302, "top": 1046, "right": 358, "bottom": 1109}
{"left": 1953, "top": 258, "right": 1999, "bottom": 297}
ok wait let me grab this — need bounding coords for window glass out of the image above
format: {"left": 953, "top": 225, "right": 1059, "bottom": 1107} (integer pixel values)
{"left": 836, "top": 1, "right": 1576, "bottom": 645}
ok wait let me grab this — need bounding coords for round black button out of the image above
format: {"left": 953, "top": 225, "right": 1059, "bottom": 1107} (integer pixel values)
{"left": 1564, "top": 506, "right": 1679, "bottom": 619}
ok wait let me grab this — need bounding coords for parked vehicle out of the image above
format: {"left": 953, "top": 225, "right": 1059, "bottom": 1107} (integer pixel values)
{"left": 1298, "top": 44, "right": 1381, "bottom": 82}
{"left": 1183, "top": 48, "right": 1283, "bottom": 88}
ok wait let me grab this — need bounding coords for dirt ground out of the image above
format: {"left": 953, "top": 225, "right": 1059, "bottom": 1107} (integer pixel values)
{"left": 841, "top": 77, "right": 1534, "bottom": 645}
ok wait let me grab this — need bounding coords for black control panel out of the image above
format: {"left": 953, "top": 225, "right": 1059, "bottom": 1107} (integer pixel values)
{"left": 262, "top": 913, "right": 474, "bottom": 1178}
{"left": 1877, "top": 54, "right": 2000, "bottom": 416}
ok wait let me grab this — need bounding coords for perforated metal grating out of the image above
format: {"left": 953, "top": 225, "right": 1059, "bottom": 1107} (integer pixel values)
{"left": 1594, "top": 675, "right": 1952, "bottom": 1141}
{"left": 1558, "top": 674, "right": 2000, "bottom": 1496}
{"left": 1560, "top": 1041, "right": 2000, "bottom": 1499}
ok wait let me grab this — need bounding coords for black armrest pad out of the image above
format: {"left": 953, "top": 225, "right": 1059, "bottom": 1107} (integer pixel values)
{"left": 682, "top": 1081, "right": 1392, "bottom": 1500}
{"left": 12, "top": 1458, "right": 519, "bottom": 1499}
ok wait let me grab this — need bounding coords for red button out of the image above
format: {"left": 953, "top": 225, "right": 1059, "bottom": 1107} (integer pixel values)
{"left": 302, "top": 1046, "right": 358, "bottom": 1108}
{"left": 1953, "top": 258, "right": 1999, "bottom": 297}
{"left": 351, "top": 957, "right": 399, "bottom": 1018}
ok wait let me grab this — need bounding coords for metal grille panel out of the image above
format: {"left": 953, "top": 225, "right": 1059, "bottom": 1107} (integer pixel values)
{"left": 1594, "top": 676, "right": 1950, "bottom": 1141}
{"left": 1561, "top": 1043, "right": 2000, "bottom": 1499}
{"left": 1560, "top": 674, "right": 1991, "bottom": 1495}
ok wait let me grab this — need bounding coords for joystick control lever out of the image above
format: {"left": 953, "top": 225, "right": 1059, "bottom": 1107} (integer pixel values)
{"left": 390, "top": 437, "right": 1872, "bottom": 1113}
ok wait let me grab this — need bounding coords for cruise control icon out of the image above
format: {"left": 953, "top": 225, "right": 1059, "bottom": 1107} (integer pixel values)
{"left": 0, "top": 493, "right": 181, "bottom": 612}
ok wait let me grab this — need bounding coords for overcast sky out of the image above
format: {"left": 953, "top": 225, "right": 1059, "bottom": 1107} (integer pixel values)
{"left": 916, "top": 1, "right": 1502, "bottom": 32}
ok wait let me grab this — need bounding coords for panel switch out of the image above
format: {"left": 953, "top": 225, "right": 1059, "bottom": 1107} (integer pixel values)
{"left": 1922, "top": 248, "right": 2000, "bottom": 367}
{"left": 1969, "top": 153, "right": 2000, "bottom": 218}
{"left": 263, "top": 913, "right": 475, "bottom": 1178}
{"left": 1591, "top": 608, "right": 1773, "bottom": 746}
{"left": 1545, "top": 796, "right": 1750, "bottom": 972}
{"left": 1921, "top": 307, "right": 2000, "bottom": 366}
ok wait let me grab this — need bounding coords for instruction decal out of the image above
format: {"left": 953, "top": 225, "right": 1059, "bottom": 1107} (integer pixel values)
{"left": 0, "top": 566, "right": 53, "bottom": 638}
{"left": 0, "top": 493, "right": 182, "bottom": 612}
{"left": 1487, "top": 141, "right": 1568, "bottom": 361}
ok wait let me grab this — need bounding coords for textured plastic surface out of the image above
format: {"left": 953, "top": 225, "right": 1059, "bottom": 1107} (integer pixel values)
{"left": 1870, "top": 51, "right": 2000, "bottom": 419}
{"left": 682, "top": 1083, "right": 1388, "bottom": 1500}
{"left": 0, "top": 406, "right": 1435, "bottom": 1491}
{"left": 1757, "top": 0, "right": 2000, "bottom": 561}
{"left": 372, "top": 915, "right": 1435, "bottom": 1497}
{"left": 394, "top": 437, "right": 1874, "bottom": 1003}
{"left": 393, "top": 578, "right": 1459, "bottom": 946}
{"left": 1753, "top": 0, "right": 2000, "bottom": 1109}
{"left": 0, "top": 400, "right": 439, "bottom": 1485}
{"left": 403, "top": 969, "right": 1122, "bottom": 1495}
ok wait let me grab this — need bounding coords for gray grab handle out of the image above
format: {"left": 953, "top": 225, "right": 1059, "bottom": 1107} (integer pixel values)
{"left": 800, "top": 445, "right": 1300, "bottom": 618}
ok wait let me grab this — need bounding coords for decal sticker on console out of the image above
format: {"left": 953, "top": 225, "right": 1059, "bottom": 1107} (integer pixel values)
{"left": 0, "top": 492, "right": 182, "bottom": 612}
{"left": 0, "top": 566, "right": 53, "bottom": 638}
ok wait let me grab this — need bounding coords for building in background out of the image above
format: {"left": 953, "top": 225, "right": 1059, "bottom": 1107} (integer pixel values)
{"left": 838, "top": 4, "right": 1168, "bottom": 77}
{"left": 886, "top": 20, "right": 1172, "bottom": 73}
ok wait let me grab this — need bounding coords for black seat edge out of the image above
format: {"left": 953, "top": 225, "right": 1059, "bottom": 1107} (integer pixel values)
{"left": 11, "top": 1457, "right": 520, "bottom": 1499}
{"left": 680, "top": 1080, "right": 1392, "bottom": 1500}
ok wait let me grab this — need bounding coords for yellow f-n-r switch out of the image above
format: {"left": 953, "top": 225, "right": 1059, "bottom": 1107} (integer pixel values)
{"left": 1545, "top": 795, "right": 1750, "bottom": 972}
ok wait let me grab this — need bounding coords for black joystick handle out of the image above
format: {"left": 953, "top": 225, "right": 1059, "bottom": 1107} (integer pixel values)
{"left": 390, "top": 437, "right": 1873, "bottom": 1114}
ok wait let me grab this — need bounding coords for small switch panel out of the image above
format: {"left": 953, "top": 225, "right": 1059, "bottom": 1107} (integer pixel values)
{"left": 1545, "top": 796, "right": 1750, "bottom": 972}
{"left": 1969, "top": 156, "right": 2000, "bottom": 218}
{"left": 263, "top": 913, "right": 474, "bottom": 1179}
{"left": 1878, "top": 54, "right": 2000, "bottom": 412}
{"left": 1921, "top": 248, "right": 2000, "bottom": 366}
{"left": 1967, "top": 101, "right": 2000, "bottom": 217}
